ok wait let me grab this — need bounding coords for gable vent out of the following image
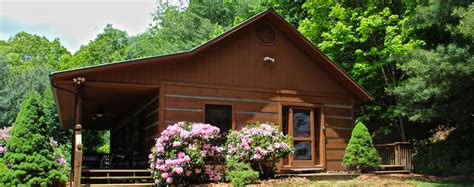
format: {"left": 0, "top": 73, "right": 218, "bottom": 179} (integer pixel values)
{"left": 257, "top": 23, "right": 276, "bottom": 46}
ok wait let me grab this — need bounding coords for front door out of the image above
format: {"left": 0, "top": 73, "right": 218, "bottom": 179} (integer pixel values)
{"left": 288, "top": 107, "right": 321, "bottom": 167}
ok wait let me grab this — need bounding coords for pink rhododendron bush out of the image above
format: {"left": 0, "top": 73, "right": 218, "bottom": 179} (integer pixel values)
{"left": 225, "top": 123, "right": 294, "bottom": 177}
{"left": 149, "top": 122, "right": 224, "bottom": 185}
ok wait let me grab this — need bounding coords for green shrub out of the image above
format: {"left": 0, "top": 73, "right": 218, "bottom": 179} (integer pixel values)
{"left": 225, "top": 159, "right": 259, "bottom": 187}
{"left": 0, "top": 93, "right": 68, "bottom": 185}
{"left": 343, "top": 121, "right": 381, "bottom": 172}
{"left": 413, "top": 126, "right": 474, "bottom": 176}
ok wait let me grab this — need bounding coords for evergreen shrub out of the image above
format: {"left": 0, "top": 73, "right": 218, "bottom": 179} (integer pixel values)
{"left": 0, "top": 93, "right": 68, "bottom": 185}
{"left": 342, "top": 121, "right": 381, "bottom": 172}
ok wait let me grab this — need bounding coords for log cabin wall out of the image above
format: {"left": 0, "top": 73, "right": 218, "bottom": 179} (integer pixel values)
{"left": 111, "top": 95, "right": 159, "bottom": 168}
{"left": 160, "top": 82, "right": 354, "bottom": 171}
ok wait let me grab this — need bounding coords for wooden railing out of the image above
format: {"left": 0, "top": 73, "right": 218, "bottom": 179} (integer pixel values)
{"left": 375, "top": 142, "right": 413, "bottom": 170}
{"left": 73, "top": 124, "right": 83, "bottom": 187}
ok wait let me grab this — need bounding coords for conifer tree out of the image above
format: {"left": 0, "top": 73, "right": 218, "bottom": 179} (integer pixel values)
{"left": 1, "top": 93, "right": 67, "bottom": 185}
{"left": 343, "top": 121, "right": 381, "bottom": 172}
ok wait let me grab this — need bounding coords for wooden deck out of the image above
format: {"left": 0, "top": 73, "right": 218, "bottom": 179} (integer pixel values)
{"left": 375, "top": 142, "right": 413, "bottom": 173}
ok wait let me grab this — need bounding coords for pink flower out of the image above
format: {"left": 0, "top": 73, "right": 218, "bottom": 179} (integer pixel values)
{"left": 195, "top": 168, "right": 202, "bottom": 174}
{"left": 148, "top": 154, "right": 154, "bottom": 160}
{"left": 156, "top": 146, "right": 165, "bottom": 153}
{"left": 274, "top": 143, "right": 281, "bottom": 149}
{"left": 186, "top": 170, "right": 192, "bottom": 176}
{"left": 203, "top": 144, "right": 211, "bottom": 150}
{"left": 166, "top": 177, "right": 173, "bottom": 184}
{"left": 161, "top": 172, "right": 169, "bottom": 179}
{"left": 173, "top": 141, "right": 181, "bottom": 147}
{"left": 178, "top": 152, "right": 185, "bottom": 159}
{"left": 267, "top": 146, "right": 274, "bottom": 152}
{"left": 183, "top": 155, "right": 191, "bottom": 162}
{"left": 173, "top": 167, "right": 184, "bottom": 174}
{"left": 254, "top": 154, "right": 262, "bottom": 160}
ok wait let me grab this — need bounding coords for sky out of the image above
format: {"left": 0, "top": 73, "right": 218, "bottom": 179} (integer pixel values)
{"left": 0, "top": 0, "right": 159, "bottom": 52}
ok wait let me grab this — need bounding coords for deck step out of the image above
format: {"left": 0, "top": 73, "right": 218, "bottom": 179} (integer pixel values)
{"left": 81, "top": 183, "right": 154, "bottom": 187}
{"left": 81, "top": 169, "right": 153, "bottom": 184}
{"left": 380, "top": 165, "right": 404, "bottom": 169}
{"left": 82, "top": 176, "right": 152, "bottom": 180}
{"left": 372, "top": 170, "right": 412, "bottom": 174}
{"left": 83, "top": 169, "right": 150, "bottom": 173}
{"left": 288, "top": 168, "right": 324, "bottom": 172}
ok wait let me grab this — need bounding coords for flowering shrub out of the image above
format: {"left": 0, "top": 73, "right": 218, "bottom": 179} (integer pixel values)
{"left": 149, "top": 122, "right": 224, "bottom": 185}
{"left": 225, "top": 122, "right": 294, "bottom": 177}
{"left": 49, "top": 138, "right": 67, "bottom": 166}
{"left": 0, "top": 127, "right": 11, "bottom": 155}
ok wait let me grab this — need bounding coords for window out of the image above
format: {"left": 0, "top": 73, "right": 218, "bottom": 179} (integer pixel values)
{"left": 205, "top": 104, "right": 232, "bottom": 135}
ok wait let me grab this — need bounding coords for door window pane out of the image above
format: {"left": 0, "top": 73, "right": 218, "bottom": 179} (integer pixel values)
{"left": 293, "top": 109, "right": 311, "bottom": 137}
{"left": 294, "top": 141, "right": 312, "bottom": 160}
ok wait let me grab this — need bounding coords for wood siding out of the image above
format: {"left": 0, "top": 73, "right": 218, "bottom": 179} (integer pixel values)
{"left": 77, "top": 19, "right": 351, "bottom": 97}
{"left": 159, "top": 83, "right": 353, "bottom": 171}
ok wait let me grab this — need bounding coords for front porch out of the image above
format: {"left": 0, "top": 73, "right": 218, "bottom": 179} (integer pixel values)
{"left": 64, "top": 80, "right": 160, "bottom": 186}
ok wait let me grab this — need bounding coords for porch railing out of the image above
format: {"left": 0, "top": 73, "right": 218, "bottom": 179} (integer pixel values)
{"left": 374, "top": 142, "right": 413, "bottom": 170}
{"left": 73, "top": 124, "right": 83, "bottom": 187}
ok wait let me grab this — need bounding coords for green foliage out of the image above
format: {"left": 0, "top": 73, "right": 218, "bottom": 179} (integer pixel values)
{"left": 68, "top": 24, "right": 131, "bottom": 68}
{"left": 0, "top": 32, "right": 70, "bottom": 126}
{"left": 299, "top": 0, "right": 423, "bottom": 141}
{"left": 225, "top": 158, "right": 259, "bottom": 187}
{"left": 0, "top": 93, "right": 67, "bottom": 185}
{"left": 343, "top": 121, "right": 381, "bottom": 172}
{"left": 413, "top": 126, "right": 474, "bottom": 176}
{"left": 390, "top": 1, "right": 474, "bottom": 125}
{"left": 82, "top": 130, "right": 110, "bottom": 153}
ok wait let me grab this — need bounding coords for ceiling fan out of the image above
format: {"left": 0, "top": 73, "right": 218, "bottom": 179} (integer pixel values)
{"left": 90, "top": 105, "right": 119, "bottom": 120}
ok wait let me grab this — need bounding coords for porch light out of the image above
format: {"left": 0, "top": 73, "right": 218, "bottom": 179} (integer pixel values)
{"left": 73, "top": 77, "right": 86, "bottom": 84}
{"left": 264, "top": 56, "right": 275, "bottom": 63}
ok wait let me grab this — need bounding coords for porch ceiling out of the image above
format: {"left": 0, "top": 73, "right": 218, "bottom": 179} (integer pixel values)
{"left": 52, "top": 80, "right": 159, "bottom": 129}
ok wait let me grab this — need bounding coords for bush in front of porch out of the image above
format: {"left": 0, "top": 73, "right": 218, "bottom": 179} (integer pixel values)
{"left": 343, "top": 121, "right": 381, "bottom": 173}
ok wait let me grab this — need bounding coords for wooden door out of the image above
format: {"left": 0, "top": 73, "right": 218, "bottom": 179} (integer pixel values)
{"left": 289, "top": 107, "right": 318, "bottom": 167}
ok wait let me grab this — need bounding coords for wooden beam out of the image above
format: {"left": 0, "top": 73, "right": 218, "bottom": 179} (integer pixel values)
{"left": 73, "top": 84, "right": 83, "bottom": 187}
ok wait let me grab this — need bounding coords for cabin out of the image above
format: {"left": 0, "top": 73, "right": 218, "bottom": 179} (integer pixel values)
{"left": 50, "top": 9, "right": 373, "bottom": 186}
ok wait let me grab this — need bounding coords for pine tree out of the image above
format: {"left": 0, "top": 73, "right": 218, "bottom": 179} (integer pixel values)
{"left": 343, "top": 121, "right": 381, "bottom": 172}
{"left": 0, "top": 93, "right": 67, "bottom": 185}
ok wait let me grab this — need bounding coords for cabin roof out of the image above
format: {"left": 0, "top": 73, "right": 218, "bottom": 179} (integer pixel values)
{"left": 50, "top": 8, "right": 372, "bottom": 101}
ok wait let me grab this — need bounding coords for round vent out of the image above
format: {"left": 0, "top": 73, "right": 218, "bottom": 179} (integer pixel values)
{"left": 257, "top": 23, "right": 276, "bottom": 46}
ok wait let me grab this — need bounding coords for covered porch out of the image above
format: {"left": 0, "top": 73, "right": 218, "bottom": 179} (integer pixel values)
{"left": 51, "top": 77, "right": 160, "bottom": 186}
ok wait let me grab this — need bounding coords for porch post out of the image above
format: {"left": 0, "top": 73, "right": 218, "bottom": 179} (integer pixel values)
{"left": 72, "top": 77, "right": 85, "bottom": 187}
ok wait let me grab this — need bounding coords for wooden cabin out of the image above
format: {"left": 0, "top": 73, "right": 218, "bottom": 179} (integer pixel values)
{"left": 50, "top": 9, "right": 372, "bottom": 185}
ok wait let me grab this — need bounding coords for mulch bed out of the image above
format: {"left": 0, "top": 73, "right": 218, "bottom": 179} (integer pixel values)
{"left": 357, "top": 173, "right": 439, "bottom": 182}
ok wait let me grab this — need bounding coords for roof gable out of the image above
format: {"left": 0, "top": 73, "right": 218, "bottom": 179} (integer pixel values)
{"left": 51, "top": 8, "right": 372, "bottom": 102}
